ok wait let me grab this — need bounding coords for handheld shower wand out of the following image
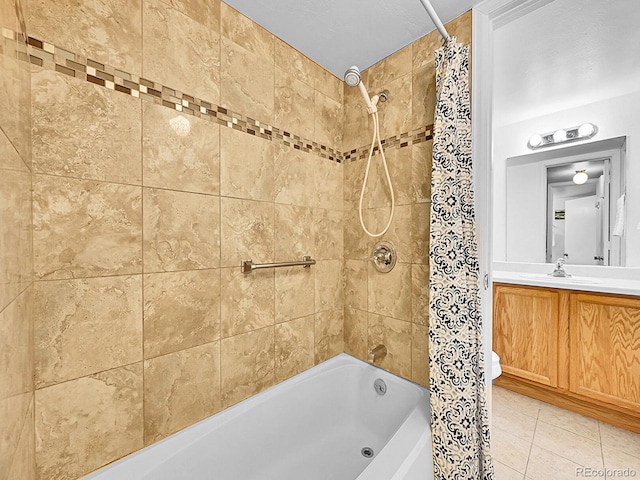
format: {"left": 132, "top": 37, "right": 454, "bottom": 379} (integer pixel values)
{"left": 343, "top": 65, "right": 395, "bottom": 238}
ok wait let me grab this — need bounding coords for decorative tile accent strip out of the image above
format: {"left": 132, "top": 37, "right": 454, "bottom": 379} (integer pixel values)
{"left": 21, "top": 32, "right": 433, "bottom": 165}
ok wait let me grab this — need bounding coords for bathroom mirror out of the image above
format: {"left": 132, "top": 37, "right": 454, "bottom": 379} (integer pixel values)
{"left": 492, "top": 0, "right": 640, "bottom": 268}
{"left": 505, "top": 137, "right": 626, "bottom": 266}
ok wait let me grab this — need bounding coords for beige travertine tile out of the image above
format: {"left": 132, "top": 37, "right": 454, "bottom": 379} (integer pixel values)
{"left": 220, "top": 37, "right": 274, "bottom": 124}
{"left": 143, "top": 269, "right": 220, "bottom": 359}
{"left": 142, "top": 102, "right": 220, "bottom": 195}
{"left": 314, "top": 91, "right": 342, "bottom": 151}
{"left": 492, "top": 386, "right": 541, "bottom": 419}
{"left": 220, "top": 197, "right": 274, "bottom": 268}
{"left": 367, "top": 205, "right": 412, "bottom": 262}
{"left": 274, "top": 204, "right": 314, "bottom": 262}
{"left": 491, "top": 426, "right": 531, "bottom": 474}
{"left": 315, "top": 259, "right": 343, "bottom": 312}
{"left": 533, "top": 421, "right": 603, "bottom": 468}
{"left": 273, "top": 145, "right": 316, "bottom": 207}
{"left": 368, "top": 262, "right": 411, "bottom": 321}
{"left": 344, "top": 307, "right": 368, "bottom": 361}
{"left": 29, "top": 0, "right": 142, "bottom": 74}
{"left": 412, "top": 140, "right": 433, "bottom": 204}
{"left": 448, "top": 10, "right": 472, "bottom": 46}
{"left": 525, "top": 445, "right": 586, "bottom": 480}
{"left": 0, "top": 128, "right": 27, "bottom": 172}
{"left": 599, "top": 422, "right": 640, "bottom": 461}
{"left": 412, "top": 29, "right": 443, "bottom": 70}
{"left": 411, "top": 202, "right": 431, "bottom": 263}
{"left": 32, "top": 69, "right": 142, "bottom": 185}
{"left": 313, "top": 155, "right": 343, "bottom": 211}
{"left": 143, "top": 188, "right": 220, "bottom": 272}
{"left": 6, "top": 394, "right": 35, "bottom": 480}
{"left": 143, "top": 0, "right": 220, "bottom": 101}
{"left": 537, "top": 402, "right": 600, "bottom": 442}
{"left": 0, "top": 392, "right": 32, "bottom": 479}
{"left": 33, "top": 174, "right": 142, "bottom": 280}
{"left": 221, "top": 2, "right": 274, "bottom": 61}
{"left": 35, "top": 276, "right": 142, "bottom": 388}
{"left": 367, "top": 44, "right": 412, "bottom": 89}
{"left": 412, "top": 61, "right": 437, "bottom": 130}
{"left": 313, "top": 208, "right": 343, "bottom": 261}
{"left": 602, "top": 443, "right": 640, "bottom": 472}
{"left": 367, "top": 313, "right": 411, "bottom": 378}
{"left": 315, "top": 310, "right": 344, "bottom": 364}
{"left": 343, "top": 157, "right": 366, "bottom": 212}
{"left": 344, "top": 208, "right": 371, "bottom": 260}
{"left": 275, "top": 315, "right": 314, "bottom": 382}
{"left": 157, "top": 0, "right": 220, "bottom": 28}
{"left": 0, "top": 168, "right": 31, "bottom": 312}
{"left": 364, "top": 147, "right": 414, "bottom": 208}
{"left": 35, "top": 364, "right": 143, "bottom": 480}
{"left": 144, "top": 341, "right": 221, "bottom": 443}
{"left": 377, "top": 73, "right": 412, "bottom": 141}
{"left": 344, "top": 260, "right": 367, "bottom": 311}
{"left": 411, "top": 323, "right": 429, "bottom": 387}
{"left": 274, "top": 38, "right": 316, "bottom": 88}
{"left": 275, "top": 68, "right": 315, "bottom": 140}
{"left": 220, "top": 327, "right": 274, "bottom": 408}
{"left": 220, "top": 267, "right": 274, "bottom": 338}
{"left": 492, "top": 402, "right": 538, "bottom": 443}
{"left": 342, "top": 85, "right": 371, "bottom": 152}
{"left": 314, "top": 67, "right": 343, "bottom": 104}
{"left": 493, "top": 460, "right": 525, "bottom": 480}
{"left": 275, "top": 266, "right": 314, "bottom": 323}
{"left": 411, "top": 263, "right": 429, "bottom": 325}
{"left": 220, "top": 126, "right": 274, "bottom": 201}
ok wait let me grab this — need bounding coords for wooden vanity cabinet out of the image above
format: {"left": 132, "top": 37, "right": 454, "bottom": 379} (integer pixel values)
{"left": 493, "top": 283, "right": 640, "bottom": 433}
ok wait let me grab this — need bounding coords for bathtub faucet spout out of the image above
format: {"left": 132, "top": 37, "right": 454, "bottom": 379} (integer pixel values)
{"left": 368, "top": 344, "right": 387, "bottom": 364}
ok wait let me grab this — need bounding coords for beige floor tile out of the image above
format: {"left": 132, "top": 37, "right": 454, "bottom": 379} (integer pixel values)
{"left": 537, "top": 402, "right": 600, "bottom": 442}
{"left": 493, "top": 386, "right": 541, "bottom": 419}
{"left": 494, "top": 460, "right": 525, "bottom": 480}
{"left": 492, "top": 403, "right": 538, "bottom": 443}
{"left": 602, "top": 443, "right": 640, "bottom": 473}
{"left": 492, "top": 426, "right": 531, "bottom": 474}
{"left": 525, "top": 445, "right": 586, "bottom": 480}
{"left": 599, "top": 422, "right": 640, "bottom": 461}
{"left": 533, "top": 420, "right": 603, "bottom": 468}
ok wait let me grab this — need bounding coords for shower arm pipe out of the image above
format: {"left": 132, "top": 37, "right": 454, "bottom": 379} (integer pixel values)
{"left": 417, "top": 0, "right": 451, "bottom": 42}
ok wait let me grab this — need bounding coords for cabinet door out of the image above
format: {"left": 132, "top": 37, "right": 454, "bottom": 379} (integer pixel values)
{"left": 570, "top": 293, "right": 640, "bottom": 412}
{"left": 493, "top": 284, "right": 560, "bottom": 387}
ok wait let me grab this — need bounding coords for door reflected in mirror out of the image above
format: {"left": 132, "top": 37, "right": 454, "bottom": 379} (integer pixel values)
{"left": 505, "top": 137, "right": 625, "bottom": 266}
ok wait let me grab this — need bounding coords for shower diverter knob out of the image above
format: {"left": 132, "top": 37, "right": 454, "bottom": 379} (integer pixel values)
{"left": 372, "top": 241, "right": 397, "bottom": 273}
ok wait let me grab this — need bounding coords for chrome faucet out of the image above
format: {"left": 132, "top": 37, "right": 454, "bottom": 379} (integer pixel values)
{"left": 549, "top": 258, "right": 571, "bottom": 277}
{"left": 368, "top": 344, "right": 388, "bottom": 364}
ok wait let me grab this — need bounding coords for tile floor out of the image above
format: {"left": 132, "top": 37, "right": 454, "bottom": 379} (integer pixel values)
{"left": 492, "top": 386, "right": 640, "bottom": 479}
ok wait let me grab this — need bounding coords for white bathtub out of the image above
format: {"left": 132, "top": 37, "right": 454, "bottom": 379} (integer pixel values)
{"left": 84, "top": 353, "right": 433, "bottom": 480}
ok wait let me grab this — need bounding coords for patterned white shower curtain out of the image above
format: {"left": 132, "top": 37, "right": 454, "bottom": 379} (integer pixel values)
{"left": 428, "top": 38, "right": 494, "bottom": 479}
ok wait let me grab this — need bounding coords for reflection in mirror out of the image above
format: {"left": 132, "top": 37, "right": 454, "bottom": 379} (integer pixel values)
{"left": 505, "top": 137, "right": 625, "bottom": 266}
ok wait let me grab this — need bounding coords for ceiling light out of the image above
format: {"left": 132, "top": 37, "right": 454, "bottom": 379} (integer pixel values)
{"left": 573, "top": 170, "right": 588, "bottom": 185}
{"left": 527, "top": 123, "right": 598, "bottom": 150}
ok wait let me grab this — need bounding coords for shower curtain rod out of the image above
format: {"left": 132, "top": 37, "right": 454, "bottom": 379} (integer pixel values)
{"left": 417, "top": 0, "right": 451, "bottom": 42}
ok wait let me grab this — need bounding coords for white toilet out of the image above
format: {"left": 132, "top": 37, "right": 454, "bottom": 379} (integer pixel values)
{"left": 491, "top": 351, "right": 502, "bottom": 381}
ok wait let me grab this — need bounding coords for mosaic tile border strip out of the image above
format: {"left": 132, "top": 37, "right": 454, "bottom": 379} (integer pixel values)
{"left": 9, "top": 31, "right": 435, "bottom": 164}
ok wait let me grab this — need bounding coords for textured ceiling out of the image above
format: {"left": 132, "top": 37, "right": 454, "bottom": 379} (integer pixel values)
{"left": 223, "top": 0, "right": 481, "bottom": 78}
{"left": 494, "top": 0, "right": 640, "bottom": 126}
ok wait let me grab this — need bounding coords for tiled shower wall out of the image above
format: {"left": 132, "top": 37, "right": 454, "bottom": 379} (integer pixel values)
{"left": 343, "top": 11, "right": 472, "bottom": 386}
{"left": 26, "top": 1, "right": 343, "bottom": 478}
{"left": 0, "top": 0, "right": 35, "bottom": 477}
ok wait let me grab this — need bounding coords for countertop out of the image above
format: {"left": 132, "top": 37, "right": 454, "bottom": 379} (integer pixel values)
{"left": 492, "top": 262, "right": 640, "bottom": 297}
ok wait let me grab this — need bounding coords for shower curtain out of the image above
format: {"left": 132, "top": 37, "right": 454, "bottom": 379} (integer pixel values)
{"left": 428, "top": 38, "right": 494, "bottom": 479}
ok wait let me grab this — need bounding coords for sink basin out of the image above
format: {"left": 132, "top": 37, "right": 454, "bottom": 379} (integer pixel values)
{"left": 519, "top": 273, "right": 604, "bottom": 284}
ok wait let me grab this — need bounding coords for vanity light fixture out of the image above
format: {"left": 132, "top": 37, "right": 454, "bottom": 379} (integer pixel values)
{"left": 573, "top": 169, "right": 588, "bottom": 185}
{"left": 527, "top": 123, "right": 598, "bottom": 150}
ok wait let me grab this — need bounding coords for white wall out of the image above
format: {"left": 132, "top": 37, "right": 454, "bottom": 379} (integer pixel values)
{"left": 493, "top": 90, "right": 640, "bottom": 267}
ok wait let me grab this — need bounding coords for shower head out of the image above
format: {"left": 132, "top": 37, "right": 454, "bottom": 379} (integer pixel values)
{"left": 344, "top": 65, "right": 361, "bottom": 87}
{"left": 343, "top": 65, "right": 376, "bottom": 114}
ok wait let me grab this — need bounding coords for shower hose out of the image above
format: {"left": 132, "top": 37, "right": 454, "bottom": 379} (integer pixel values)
{"left": 358, "top": 109, "right": 395, "bottom": 237}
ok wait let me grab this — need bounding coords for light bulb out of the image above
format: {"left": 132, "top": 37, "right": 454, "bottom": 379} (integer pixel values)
{"left": 553, "top": 129, "right": 567, "bottom": 143}
{"left": 573, "top": 170, "right": 588, "bottom": 185}
{"left": 528, "top": 133, "right": 543, "bottom": 148}
{"left": 578, "top": 123, "right": 595, "bottom": 138}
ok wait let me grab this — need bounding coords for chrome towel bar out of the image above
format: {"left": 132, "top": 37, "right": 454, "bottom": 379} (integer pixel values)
{"left": 241, "top": 256, "right": 316, "bottom": 274}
